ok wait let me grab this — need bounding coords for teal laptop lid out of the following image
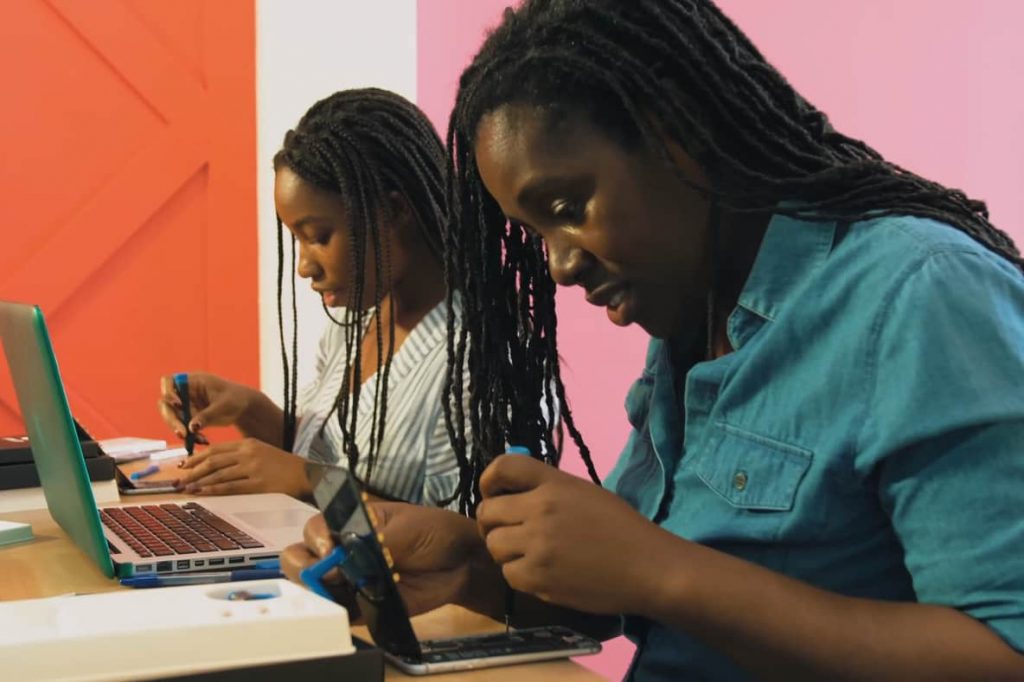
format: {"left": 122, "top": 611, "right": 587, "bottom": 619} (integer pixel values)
{"left": 0, "top": 301, "right": 114, "bottom": 577}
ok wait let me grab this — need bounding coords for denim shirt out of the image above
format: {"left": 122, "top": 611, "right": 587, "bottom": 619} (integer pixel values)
{"left": 605, "top": 212, "right": 1024, "bottom": 681}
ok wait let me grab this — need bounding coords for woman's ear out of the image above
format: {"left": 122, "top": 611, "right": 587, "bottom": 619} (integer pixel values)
{"left": 386, "top": 191, "right": 415, "bottom": 234}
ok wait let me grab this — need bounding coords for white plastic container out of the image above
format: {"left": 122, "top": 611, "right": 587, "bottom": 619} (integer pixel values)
{"left": 0, "top": 579, "right": 353, "bottom": 681}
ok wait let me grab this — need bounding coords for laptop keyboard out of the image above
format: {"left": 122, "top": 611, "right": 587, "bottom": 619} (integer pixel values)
{"left": 99, "top": 502, "right": 264, "bottom": 558}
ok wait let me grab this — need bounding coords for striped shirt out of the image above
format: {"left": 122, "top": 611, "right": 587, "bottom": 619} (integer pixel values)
{"left": 292, "top": 301, "right": 460, "bottom": 507}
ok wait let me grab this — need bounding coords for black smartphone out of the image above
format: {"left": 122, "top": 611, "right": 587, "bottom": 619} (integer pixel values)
{"left": 305, "top": 463, "right": 602, "bottom": 675}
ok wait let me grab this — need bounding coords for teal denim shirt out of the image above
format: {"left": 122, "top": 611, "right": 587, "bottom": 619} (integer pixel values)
{"left": 605, "top": 212, "right": 1024, "bottom": 680}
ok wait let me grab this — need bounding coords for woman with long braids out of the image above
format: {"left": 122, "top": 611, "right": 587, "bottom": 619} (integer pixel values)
{"left": 284, "top": 2, "right": 1024, "bottom": 678}
{"left": 157, "top": 88, "right": 461, "bottom": 506}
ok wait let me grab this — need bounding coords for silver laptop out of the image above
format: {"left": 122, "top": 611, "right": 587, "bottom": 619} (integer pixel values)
{"left": 0, "top": 301, "right": 318, "bottom": 578}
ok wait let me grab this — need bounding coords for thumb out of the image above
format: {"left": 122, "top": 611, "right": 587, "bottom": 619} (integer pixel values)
{"left": 302, "top": 514, "right": 336, "bottom": 559}
{"left": 479, "top": 454, "right": 549, "bottom": 499}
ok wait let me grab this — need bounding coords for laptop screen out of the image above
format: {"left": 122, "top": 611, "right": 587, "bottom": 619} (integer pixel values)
{"left": 0, "top": 301, "right": 114, "bottom": 577}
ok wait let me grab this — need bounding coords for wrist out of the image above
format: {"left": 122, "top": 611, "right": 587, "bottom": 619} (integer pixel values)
{"left": 289, "top": 453, "right": 313, "bottom": 500}
{"left": 631, "top": 526, "right": 700, "bottom": 624}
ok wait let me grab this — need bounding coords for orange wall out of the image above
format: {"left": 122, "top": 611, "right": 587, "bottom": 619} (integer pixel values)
{"left": 0, "top": 0, "right": 258, "bottom": 439}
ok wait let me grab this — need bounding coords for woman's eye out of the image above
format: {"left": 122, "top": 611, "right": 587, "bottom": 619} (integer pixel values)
{"left": 551, "top": 199, "right": 583, "bottom": 222}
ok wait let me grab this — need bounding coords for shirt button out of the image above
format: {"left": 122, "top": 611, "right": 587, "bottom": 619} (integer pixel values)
{"left": 733, "top": 470, "right": 748, "bottom": 491}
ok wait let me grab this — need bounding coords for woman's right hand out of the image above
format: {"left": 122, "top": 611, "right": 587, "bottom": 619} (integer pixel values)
{"left": 157, "top": 372, "right": 258, "bottom": 442}
{"left": 282, "top": 504, "right": 506, "bottom": 618}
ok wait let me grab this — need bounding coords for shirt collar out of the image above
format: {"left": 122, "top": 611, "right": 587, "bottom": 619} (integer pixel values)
{"left": 736, "top": 211, "right": 838, "bottom": 323}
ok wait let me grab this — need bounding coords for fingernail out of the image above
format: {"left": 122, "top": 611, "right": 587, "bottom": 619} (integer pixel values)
{"left": 190, "top": 421, "right": 201, "bottom": 432}
{"left": 185, "top": 484, "right": 199, "bottom": 493}
{"left": 176, "top": 429, "right": 186, "bottom": 439}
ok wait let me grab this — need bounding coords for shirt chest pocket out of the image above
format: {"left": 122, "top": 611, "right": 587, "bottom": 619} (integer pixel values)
{"left": 678, "top": 423, "right": 813, "bottom": 543}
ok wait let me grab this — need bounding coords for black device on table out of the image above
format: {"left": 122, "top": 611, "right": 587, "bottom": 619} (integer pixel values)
{"left": 303, "top": 462, "right": 602, "bottom": 675}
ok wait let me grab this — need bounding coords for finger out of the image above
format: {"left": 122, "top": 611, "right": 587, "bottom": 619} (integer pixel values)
{"left": 177, "top": 447, "right": 214, "bottom": 470}
{"left": 159, "top": 375, "right": 182, "bottom": 408}
{"left": 483, "top": 524, "right": 528, "bottom": 565}
{"left": 281, "top": 542, "right": 319, "bottom": 583}
{"left": 178, "top": 451, "right": 238, "bottom": 482}
{"left": 479, "top": 454, "right": 551, "bottom": 499}
{"left": 302, "top": 514, "right": 337, "bottom": 559}
{"left": 186, "top": 463, "right": 246, "bottom": 490}
{"left": 156, "top": 398, "right": 187, "bottom": 439}
{"left": 280, "top": 543, "right": 353, "bottom": 600}
{"left": 192, "top": 478, "right": 251, "bottom": 496}
{"left": 476, "top": 493, "right": 529, "bottom": 536}
{"left": 501, "top": 557, "right": 545, "bottom": 601}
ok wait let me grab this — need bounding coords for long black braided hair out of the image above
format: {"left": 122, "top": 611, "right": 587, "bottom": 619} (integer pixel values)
{"left": 442, "top": 0, "right": 1022, "bottom": 513}
{"left": 274, "top": 88, "right": 447, "bottom": 490}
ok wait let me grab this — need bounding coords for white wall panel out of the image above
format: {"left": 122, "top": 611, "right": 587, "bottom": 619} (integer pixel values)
{"left": 256, "top": 0, "right": 417, "bottom": 402}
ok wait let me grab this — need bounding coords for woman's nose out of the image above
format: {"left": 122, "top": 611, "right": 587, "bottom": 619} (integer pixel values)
{"left": 296, "top": 244, "right": 321, "bottom": 280}
{"left": 546, "top": 234, "right": 590, "bottom": 287}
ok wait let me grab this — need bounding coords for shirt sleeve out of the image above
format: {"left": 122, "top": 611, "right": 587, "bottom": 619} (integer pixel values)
{"left": 859, "top": 248, "right": 1024, "bottom": 652}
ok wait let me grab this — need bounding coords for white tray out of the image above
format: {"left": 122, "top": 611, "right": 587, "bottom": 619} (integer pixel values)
{"left": 0, "top": 579, "right": 353, "bottom": 681}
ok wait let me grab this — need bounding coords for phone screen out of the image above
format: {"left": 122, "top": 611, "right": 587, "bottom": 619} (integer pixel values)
{"left": 306, "top": 462, "right": 423, "bottom": 659}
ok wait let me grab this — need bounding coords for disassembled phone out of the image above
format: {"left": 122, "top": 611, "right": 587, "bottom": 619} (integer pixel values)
{"left": 302, "top": 463, "right": 602, "bottom": 675}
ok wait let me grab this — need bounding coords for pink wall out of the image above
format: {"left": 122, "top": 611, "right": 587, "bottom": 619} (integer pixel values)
{"left": 417, "top": 2, "right": 1024, "bottom": 679}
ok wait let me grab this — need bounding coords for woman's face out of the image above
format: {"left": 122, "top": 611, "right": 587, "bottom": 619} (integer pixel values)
{"left": 274, "top": 166, "right": 381, "bottom": 310}
{"left": 474, "top": 105, "right": 713, "bottom": 340}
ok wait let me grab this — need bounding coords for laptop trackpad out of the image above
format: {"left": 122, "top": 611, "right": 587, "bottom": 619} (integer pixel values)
{"left": 233, "top": 509, "right": 313, "bottom": 529}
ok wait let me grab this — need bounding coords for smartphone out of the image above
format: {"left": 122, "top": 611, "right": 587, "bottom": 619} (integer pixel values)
{"left": 389, "top": 625, "right": 602, "bottom": 675}
{"left": 305, "top": 463, "right": 602, "bottom": 675}
{"left": 119, "top": 483, "right": 178, "bottom": 495}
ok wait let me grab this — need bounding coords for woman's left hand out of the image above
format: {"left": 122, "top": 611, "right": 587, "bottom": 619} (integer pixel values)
{"left": 477, "top": 454, "right": 675, "bottom": 615}
{"left": 177, "top": 438, "right": 311, "bottom": 498}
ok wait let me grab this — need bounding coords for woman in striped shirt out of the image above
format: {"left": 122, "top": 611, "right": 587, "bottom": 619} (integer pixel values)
{"left": 158, "top": 89, "right": 460, "bottom": 506}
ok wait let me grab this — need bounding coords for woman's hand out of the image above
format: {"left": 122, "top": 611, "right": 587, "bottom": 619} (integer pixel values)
{"left": 282, "top": 503, "right": 506, "bottom": 618}
{"left": 177, "top": 438, "right": 311, "bottom": 498}
{"left": 157, "top": 372, "right": 259, "bottom": 442}
{"left": 477, "top": 454, "right": 672, "bottom": 615}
